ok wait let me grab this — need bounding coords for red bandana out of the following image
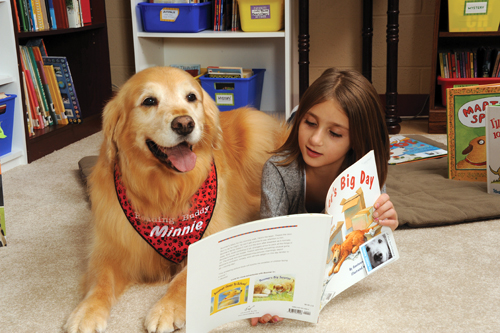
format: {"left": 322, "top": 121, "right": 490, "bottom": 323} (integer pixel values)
{"left": 114, "top": 162, "right": 217, "bottom": 263}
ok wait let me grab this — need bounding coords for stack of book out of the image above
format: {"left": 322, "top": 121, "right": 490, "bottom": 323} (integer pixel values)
{"left": 19, "top": 38, "right": 81, "bottom": 137}
{"left": 439, "top": 47, "right": 500, "bottom": 79}
{"left": 12, "top": 0, "right": 92, "bottom": 32}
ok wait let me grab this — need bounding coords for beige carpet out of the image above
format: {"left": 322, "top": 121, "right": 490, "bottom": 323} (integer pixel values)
{"left": 1, "top": 132, "right": 499, "bottom": 332}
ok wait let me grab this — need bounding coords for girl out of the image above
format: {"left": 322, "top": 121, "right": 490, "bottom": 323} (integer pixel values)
{"left": 252, "top": 67, "right": 398, "bottom": 326}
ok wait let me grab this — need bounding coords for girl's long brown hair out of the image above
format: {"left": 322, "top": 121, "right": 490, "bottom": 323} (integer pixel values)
{"left": 274, "top": 68, "right": 390, "bottom": 187}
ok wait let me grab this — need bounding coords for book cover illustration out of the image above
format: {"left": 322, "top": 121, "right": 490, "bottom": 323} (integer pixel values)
{"left": 446, "top": 84, "right": 500, "bottom": 181}
{"left": 486, "top": 105, "right": 500, "bottom": 194}
{"left": 321, "top": 151, "right": 398, "bottom": 307}
{"left": 251, "top": 274, "right": 295, "bottom": 302}
{"left": 389, "top": 135, "right": 447, "bottom": 164}
{"left": 42, "top": 56, "right": 82, "bottom": 124}
{"left": 210, "top": 278, "right": 250, "bottom": 315}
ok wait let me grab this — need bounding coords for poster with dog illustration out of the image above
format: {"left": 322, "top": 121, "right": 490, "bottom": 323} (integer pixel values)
{"left": 486, "top": 105, "right": 500, "bottom": 194}
{"left": 186, "top": 151, "right": 399, "bottom": 332}
{"left": 446, "top": 84, "right": 500, "bottom": 181}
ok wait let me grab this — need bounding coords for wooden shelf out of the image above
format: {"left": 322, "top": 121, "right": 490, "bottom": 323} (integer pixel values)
{"left": 8, "top": 0, "right": 111, "bottom": 164}
{"left": 428, "top": 0, "right": 500, "bottom": 134}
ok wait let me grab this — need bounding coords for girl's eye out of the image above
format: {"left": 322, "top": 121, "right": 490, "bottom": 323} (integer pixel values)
{"left": 329, "top": 131, "right": 341, "bottom": 138}
{"left": 305, "top": 119, "right": 316, "bottom": 126}
{"left": 142, "top": 97, "right": 157, "bottom": 106}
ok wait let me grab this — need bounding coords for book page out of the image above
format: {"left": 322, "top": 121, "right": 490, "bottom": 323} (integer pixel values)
{"left": 186, "top": 214, "right": 332, "bottom": 332}
{"left": 321, "top": 151, "right": 399, "bottom": 309}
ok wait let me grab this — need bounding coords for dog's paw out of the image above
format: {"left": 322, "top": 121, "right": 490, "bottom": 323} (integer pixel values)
{"left": 64, "top": 301, "right": 110, "bottom": 333}
{"left": 145, "top": 298, "right": 186, "bottom": 333}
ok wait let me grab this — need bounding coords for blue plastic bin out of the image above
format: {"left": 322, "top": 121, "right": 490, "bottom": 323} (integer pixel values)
{"left": 0, "top": 94, "right": 16, "bottom": 156}
{"left": 199, "top": 69, "right": 266, "bottom": 111}
{"left": 138, "top": 2, "right": 211, "bottom": 33}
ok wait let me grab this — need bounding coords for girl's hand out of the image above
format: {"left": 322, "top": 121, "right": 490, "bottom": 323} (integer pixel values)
{"left": 250, "top": 314, "right": 283, "bottom": 326}
{"left": 373, "top": 193, "right": 398, "bottom": 231}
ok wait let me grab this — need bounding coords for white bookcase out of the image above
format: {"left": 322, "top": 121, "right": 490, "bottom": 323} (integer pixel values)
{"left": 0, "top": 0, "right": 28, "bottom": 172}
{"left": 130, "top": 0, "right": 299, "bottom": 118}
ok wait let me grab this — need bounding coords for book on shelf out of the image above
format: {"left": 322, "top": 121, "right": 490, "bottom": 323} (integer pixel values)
{"left": 169, "top": 64, "right": 201, "bottom": 77}
{"left": 42, "top": 56, "right": 82, "bottom": 124}
{"left": 53, "top": 0, "right": 69, "bottom": 29}
{"left": 486, "top": 105, "right": 500, "bottom": 195}
{"left": 66, "top": 0, "right": 83, "bottom": 28}
{"left": 439, "top": 47, "right": 500, "bottom": 79}
{"left": 13, "top": 0, "right": 89, "bottom": 31}
{"left": 186, "top": 151, "right": 399, "bottom": 332}
{"left": 19, "top": 45, "right": 52, "bottom": 127}
{"left": 212, "top": 0, "right": 239, "bottom": 31}
{"left": 446, "top": 83, "right": 500, "bottom": 181}
{"left": 206, "top": 66, "right": 253, "bottom": 78}
{"left": 389, "top": 135, "right": 447, "bottom": 165}
{"left": 44, "top": 64, "right": 69, "bottom": 125}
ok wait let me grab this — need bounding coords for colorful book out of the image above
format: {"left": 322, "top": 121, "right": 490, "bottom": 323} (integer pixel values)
{"left": 389, "top": 135, "right": 447, "bottom": 164}
{"left": 44, "top": 64, "right": 68, "bottom": 125}
{"left": 446, "top": 84, "right": 500, "bottom": 181}
{"left": 486, "top": 105, "right": 500, "bottom": 194}
{"left": 42, "top": 56, "right": 82, "bottom": 123}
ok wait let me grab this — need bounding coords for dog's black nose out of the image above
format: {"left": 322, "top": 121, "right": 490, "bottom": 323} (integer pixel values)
{"left": 172, "top": 116, "right": 195, "bottom": 136}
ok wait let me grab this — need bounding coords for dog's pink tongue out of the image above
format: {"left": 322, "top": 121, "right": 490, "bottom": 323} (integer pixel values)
{"left": 166, "top": 144, "right": 196, "bottom": 172}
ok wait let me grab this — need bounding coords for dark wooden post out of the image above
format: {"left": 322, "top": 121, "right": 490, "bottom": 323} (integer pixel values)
{"left": 362, "top": 0, "right": 373, "bottom": 82}
{"left": 385, "top": 0, "right": 401, "bottom": 134}
{"left": 298, "top": 0, "right": 310, "bottom": 98}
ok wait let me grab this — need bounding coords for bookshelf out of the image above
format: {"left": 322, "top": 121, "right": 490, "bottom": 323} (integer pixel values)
{"left": 428, "top": 0, "right": 500, "bottom": 134}
{"left": 3, "top": 0, "right": 112, "bottom": 167}
{"left": 130, "top": 0, "right": 299, "bottom": 119}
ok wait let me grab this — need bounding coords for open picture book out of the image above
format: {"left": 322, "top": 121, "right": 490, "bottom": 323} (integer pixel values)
{"left": 186, "top": 151, "right": 399, "bottom": 332}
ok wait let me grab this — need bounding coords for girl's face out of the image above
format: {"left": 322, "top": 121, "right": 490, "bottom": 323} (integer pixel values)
{"left": 298, "top": 99, "right": 351, "bottom": 172}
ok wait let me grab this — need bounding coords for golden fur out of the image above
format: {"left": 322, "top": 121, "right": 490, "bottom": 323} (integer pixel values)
{"left": 65, "top": 67, "right": 286, "bottom": 333}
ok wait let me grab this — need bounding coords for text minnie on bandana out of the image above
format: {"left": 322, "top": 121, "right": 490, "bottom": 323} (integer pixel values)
{"left": 114, "top": 163, "right": 218, "bottom": 264}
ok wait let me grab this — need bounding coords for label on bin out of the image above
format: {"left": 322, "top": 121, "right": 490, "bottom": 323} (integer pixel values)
{"left": 160, "top": 8, "right": 179, "bottom": 22}
{"left": 464, "top": 1, "right": 488, "bottom": 15}
{"left": 250, "top": 5, "right": 271, "bottom": 19}
{"left": 215, "top": 93, "right": 234, "bottom": 106}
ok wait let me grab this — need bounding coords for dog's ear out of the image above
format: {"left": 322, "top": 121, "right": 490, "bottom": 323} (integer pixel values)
{"left": 202, "top": 88, "right": 222, "bottom": 149}
{"left": 101, "top": 93, "right": 126, "bottom": 163}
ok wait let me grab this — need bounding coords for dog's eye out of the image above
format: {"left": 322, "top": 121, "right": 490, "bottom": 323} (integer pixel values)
{"left": 366, "top": 246, "right": 370, "bottom": 252}
{"left": 142, "top": 97, "right": 157, "bottom": 106}
{"left": 378, "top": 239, "right": 383, "bottom": 244}
{"left": 187, "top": 93, "right": 197, "bottom": 102}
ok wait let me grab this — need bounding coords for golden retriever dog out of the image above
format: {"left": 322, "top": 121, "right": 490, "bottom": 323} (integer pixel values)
{"left": 65, "top": 66, "right": 286, "bottom": 333}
